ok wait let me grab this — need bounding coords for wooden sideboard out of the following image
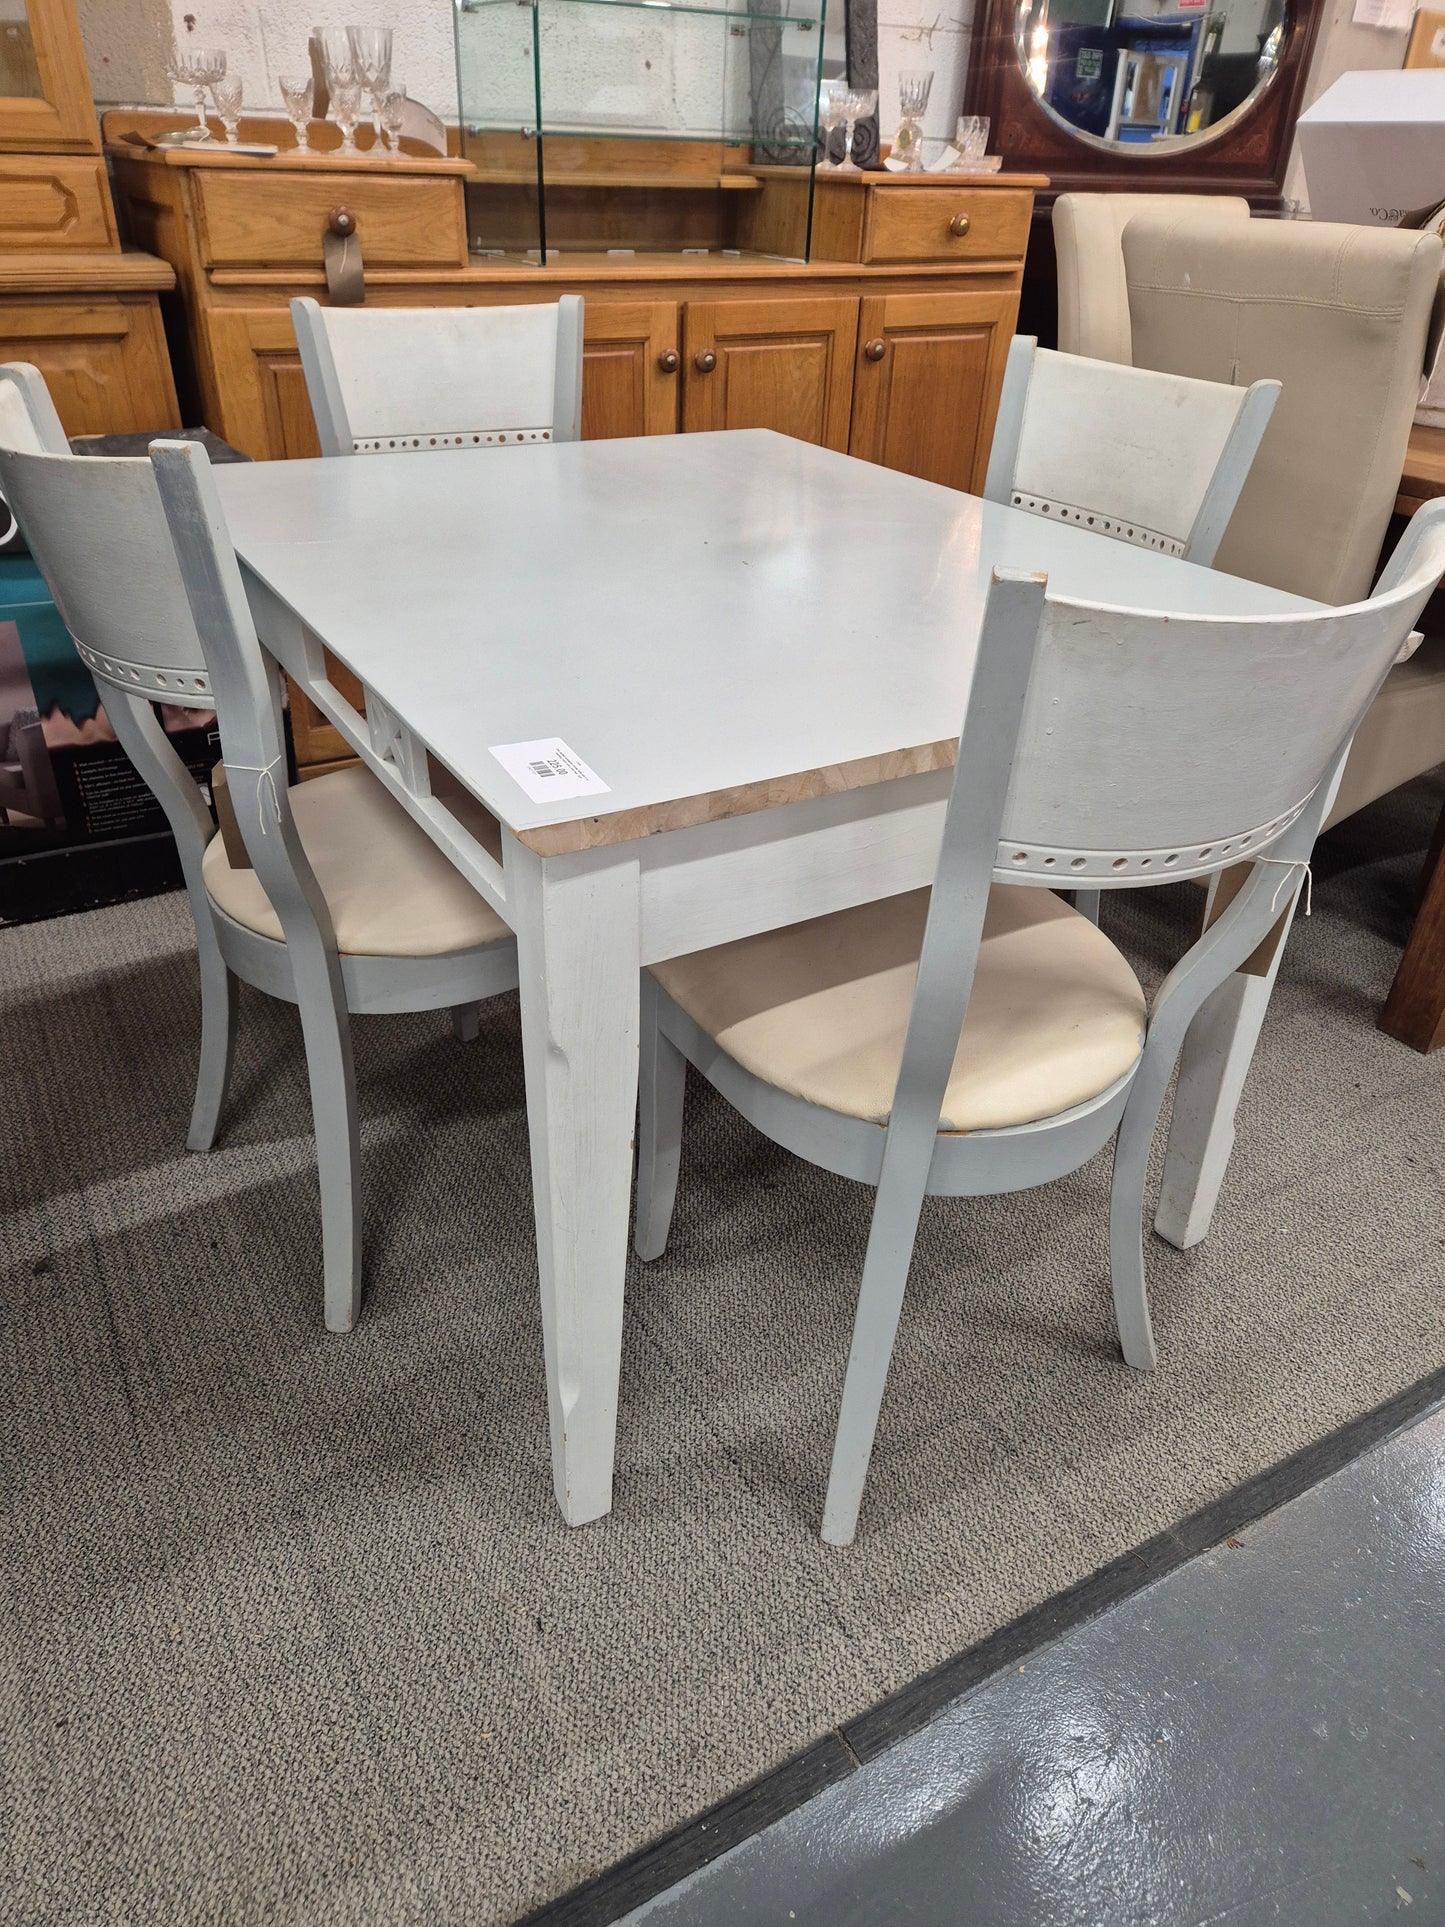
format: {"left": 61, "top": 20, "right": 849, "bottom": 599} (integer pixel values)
{"left": 0, "top": 2, "right": 179, "bottom": 438}
{"left": 105, "top": 112, "right": 1047, "bottom": 772}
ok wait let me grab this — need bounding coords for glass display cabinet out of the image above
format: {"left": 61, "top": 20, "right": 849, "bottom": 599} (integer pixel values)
{"left": 454, "top": 0, "right": 825, "bottom": 262}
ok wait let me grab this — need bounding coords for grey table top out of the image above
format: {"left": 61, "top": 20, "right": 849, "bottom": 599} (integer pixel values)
{"left": 215, "top": 430, "right": 1315, "bottom": 847}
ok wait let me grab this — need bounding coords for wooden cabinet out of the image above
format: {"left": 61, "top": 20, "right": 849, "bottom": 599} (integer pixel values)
{"left": 0, "top": 0, "right": 101, "bottom": 154}
{"left": 0, "top": 265, "right": 179, "bottom": 435}
{"left": 850, "top": 290, "right": 1017, "bottom": 495}
{"left": 0, "top": 4, "right": 178, "bottom": 440}
{"left": 582, "top": 301, "right": 680, "bottom": 439}
{"left": 682, "top": 296, "right": 858, "bottom": 450}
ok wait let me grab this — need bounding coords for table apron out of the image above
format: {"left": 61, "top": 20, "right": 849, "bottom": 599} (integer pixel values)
{"left": 632, "top": 768, "right": 952, "bottom": 966}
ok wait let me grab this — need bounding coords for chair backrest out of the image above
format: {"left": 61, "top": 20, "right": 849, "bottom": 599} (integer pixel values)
{"left": 1123, "top": 213, "right": 1443, "bottom": 605}
{"left": 0, "top": 363, "right": 69, "bottom": 457}
{"left": 291, "top": 295, "right": 584, "bottom": 457}
{"left": 0, "top": 424, "right": 213, "bottom": 712}
{"left": 994, "top": 499, "right": 1445, "bottom": 889}
{"left": 983, "top": 336, "right": 1279, "bottom": 564}
{"left": 0, "top": 428, "right": 347, "bottom": 961}
{"left": 1052, "top": 193, "right": 1250, "bottom": 365}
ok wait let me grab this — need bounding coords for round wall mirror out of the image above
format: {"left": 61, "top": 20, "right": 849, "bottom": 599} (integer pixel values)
{"left": 1015, "top": 0, "right": 1286, "bottom": 152}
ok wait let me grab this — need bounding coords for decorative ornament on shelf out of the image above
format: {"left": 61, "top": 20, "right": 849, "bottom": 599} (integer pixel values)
{"left": 891, "top": 68, "right": 933, "bottom": 172}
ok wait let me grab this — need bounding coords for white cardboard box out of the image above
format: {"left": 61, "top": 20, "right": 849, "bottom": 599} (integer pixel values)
{"left": 1297, "top": 69, "right": 1445, "bottom": 226}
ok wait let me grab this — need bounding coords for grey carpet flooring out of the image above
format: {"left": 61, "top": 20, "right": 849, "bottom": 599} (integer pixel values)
{"left": 3, "top": 780, "right": 1445, "bottom": 1927}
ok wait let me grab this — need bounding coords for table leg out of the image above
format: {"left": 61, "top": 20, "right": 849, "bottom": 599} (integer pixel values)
{"left": 1380, "top": 797, "right": 1445, "bottom": 1053}
{"left": 508, "top": 837, "right": 642, "bottom": 1526}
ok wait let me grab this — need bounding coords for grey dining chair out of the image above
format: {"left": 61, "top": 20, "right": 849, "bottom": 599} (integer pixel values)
{"left": 0, "top": 382, "right": 519, "bottom": 1334}
{"left": 290, "top": 294, "right": 584, "bottom": 456}
{"left": 983, "top": 335, "right": 1279, "bottom": 567}
{"left": 634, "top": 501, "right": 1445, "bottom": 1545}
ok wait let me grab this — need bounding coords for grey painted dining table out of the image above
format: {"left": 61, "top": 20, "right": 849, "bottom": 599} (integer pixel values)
{"left": 214, "top": 428, "right": 1316, "bottom": 1528}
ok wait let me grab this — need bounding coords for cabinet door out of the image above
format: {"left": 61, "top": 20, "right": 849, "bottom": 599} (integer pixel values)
{"left": 0, "top": 294, "right": 179, "bottom": 436}
{"left": 206, "top": 308, "right": 322, "bottom": 462}
{"left": 583, "top": 301, "right": 680, "bottom": 439}
{"left": 682, "top": 297, "right": 859, "bottom": 450}
{"left": 0, "top": 0, "right": 102, "bottom": 153}
{"left": 849, "top": 290, "right": 1017, "bottom": 494}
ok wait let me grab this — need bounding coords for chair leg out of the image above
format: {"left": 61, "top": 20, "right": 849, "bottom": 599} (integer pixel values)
{"left": 1154, "top": 926, "right": 1290, "bottom": 1250}
{"left": 450, "top": 1002, "right": 481, "bottom": 1044}
{"left": 1073, "top": 889, "right": 1102, "bottom": 925}
{"left": 634, "top": 976, "right": 686, "bottom": 1262}
{"left": 821, "top": 1165, "right": 931, "bottom": 1548}
{"left": 294, "top": 968, "right": 363, "bottom": 1334}
{"left": 186, "top": 917, "right": 238, "bottom": 1153}
{"left": 1107, "top": 1085, "right": 1162, "bottom": 1373}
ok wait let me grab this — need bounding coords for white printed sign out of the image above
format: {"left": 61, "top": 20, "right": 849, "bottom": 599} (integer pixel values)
{"left": 488, "top": 737, "right": 611, "bottom": 804}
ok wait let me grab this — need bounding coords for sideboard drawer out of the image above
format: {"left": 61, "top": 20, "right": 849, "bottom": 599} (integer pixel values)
{"left": 193, "top": 171, "right": 468, "bottom": 271}
{"left": 0, "top": 155, "right": 117, "bottom": 251}
{"left": 862, "top": 188, "right": 1033, "bottom": 265}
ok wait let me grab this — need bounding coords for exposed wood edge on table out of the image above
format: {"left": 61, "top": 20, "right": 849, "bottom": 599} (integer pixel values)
{"left": 0, "top": 249, "right": 175, "bottom": 292}
{"left": 513, "top": 742, "right": 958, "bottom": 856}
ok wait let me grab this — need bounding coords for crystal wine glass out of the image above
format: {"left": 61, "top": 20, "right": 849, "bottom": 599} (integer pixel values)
{"left": 167, "top": 47, "right": 226, "bottom": 140}
{"left": 839, "top": 87, "right": 877, "bottom": 173}
{"left": 348, "top": 26, "right": 392, "bottom": 140}
{"left": 330, "top": 73, "right": 364, "bottom": 155}
{"left": 318, "top": 27, "right": 355, "bottom": 87}
{"left": 212, "top": 72, "right": 243, "bottom": 145}
{"left": 817, "top": 78, "right": 846, "bottom": 169}
{"left": 279, "top": 73, "right": 314, "bottom": 150}
{"left": 380, "top": 85, "right": 407, "bottom": 152}
{"left": 892, "top": 69, "right": 933, "bottom": 172}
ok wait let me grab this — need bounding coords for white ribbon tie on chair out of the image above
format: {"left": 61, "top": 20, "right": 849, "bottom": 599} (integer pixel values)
{"left": 227, "top": 756, "right": 283, "bottom": 835}
{"left": 1258, "top": 857, "right": 1313, "bottom": 918}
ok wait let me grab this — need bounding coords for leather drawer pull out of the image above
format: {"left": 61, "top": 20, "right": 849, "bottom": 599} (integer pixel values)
{"left": 324, "top": 207, "right": 364, "bottom": 305}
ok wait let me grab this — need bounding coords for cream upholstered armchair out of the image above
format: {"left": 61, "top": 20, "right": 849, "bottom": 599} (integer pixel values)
{"left": 1053, "top": 193, "right": 1249, "bottom": 364}
{"left": 1103, "top": 209, "right": 1445, "bottom": 1252}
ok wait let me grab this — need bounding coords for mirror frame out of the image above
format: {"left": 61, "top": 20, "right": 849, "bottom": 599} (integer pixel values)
{"left": 963, "top": 0, "right": 1322, "bottom": 203}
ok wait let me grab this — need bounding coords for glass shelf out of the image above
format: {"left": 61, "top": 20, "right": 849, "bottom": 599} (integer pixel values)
{"left": 455, "top": 0, "right": 823, "bottom": 259}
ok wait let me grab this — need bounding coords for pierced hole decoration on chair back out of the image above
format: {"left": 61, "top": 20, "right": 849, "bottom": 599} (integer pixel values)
{"left": 1001, "top": 346, "right": 1266, "bottom": 558}
{"left": 993, "top": 509, "right": 1445, "bottom": 888}
{"left": 0, "top": 444, "right": 214, "bottom": 707}
{"left": 291, "top": 296, "right": 584, "bottom": 458}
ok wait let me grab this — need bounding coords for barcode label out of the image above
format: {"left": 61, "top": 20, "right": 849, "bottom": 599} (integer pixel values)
{"left": 489, "top": 736, "right": 611, "bottom": 805}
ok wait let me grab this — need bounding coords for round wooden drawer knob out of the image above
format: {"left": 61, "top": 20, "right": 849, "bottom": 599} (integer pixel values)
{"left": 864, "top": 338, "right": 886, "bottom": 362}
{"left": 694, "top": 349, "right": 717, "bottom": 374}
{"left": 327, "top": 206, "right": 357, "bottom": 237}
{"left": 658, "top": 349, "right": 680, "bottom": 373}
{"left": 949, "top": 211, "right": 971, "bottom": 238}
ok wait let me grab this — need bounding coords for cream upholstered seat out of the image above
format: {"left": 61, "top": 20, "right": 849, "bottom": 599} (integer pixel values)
{"left": 202, "top": 763, "right": 510, "bottom": 957}
{"left": 652, "top": 886, "right": 1146, "bottom": 1133}
{"left": 1052, "top": 192, "right": 1249, "bottom": 364}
